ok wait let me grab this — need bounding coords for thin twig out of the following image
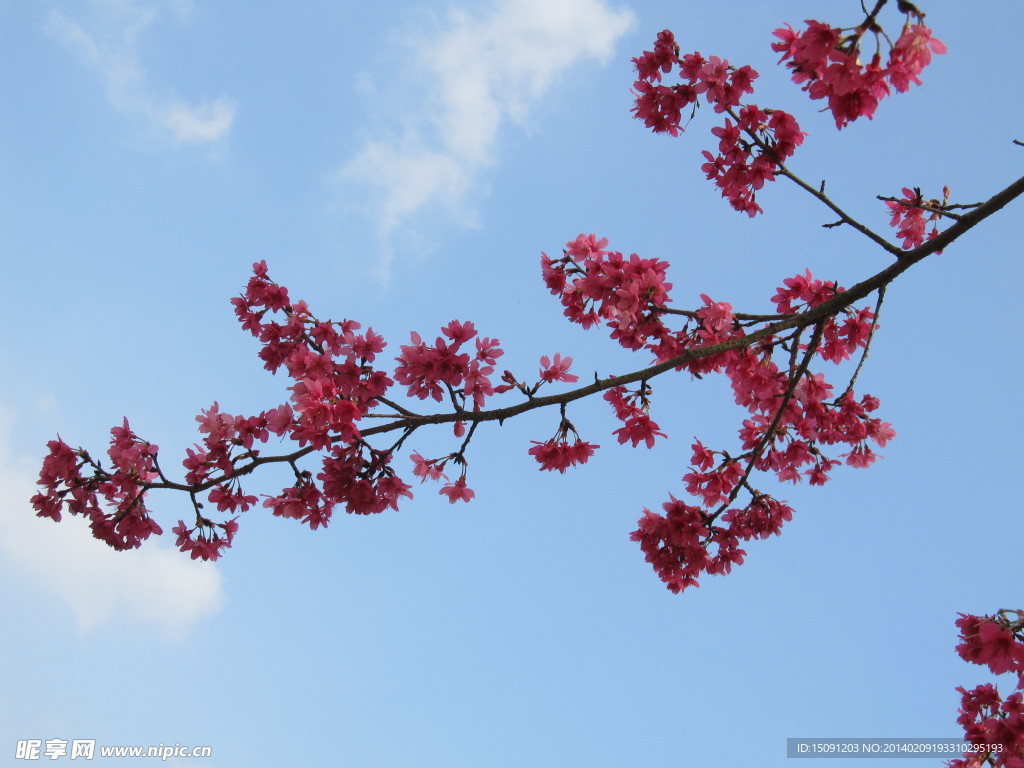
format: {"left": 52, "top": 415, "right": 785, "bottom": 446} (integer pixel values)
{"left": 835, "top": 285, "right": 886, "bottom": 404}
{"left": 713, "top": 320, "right": 826, "bottom": 520}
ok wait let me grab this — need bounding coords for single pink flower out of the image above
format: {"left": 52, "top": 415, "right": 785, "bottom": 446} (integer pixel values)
{"left": 440, "top": 477, "right": 475, "bottom": 504}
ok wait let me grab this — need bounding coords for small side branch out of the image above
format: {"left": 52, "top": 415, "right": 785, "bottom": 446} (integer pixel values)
{"left": 777, "top": 166, "right": 905, "bottom": 257}
{"left": 836, "top": 285, "right": 886, "bottom": 404}
{"left": 716, "top": 320, "right": 827, "bottom": 516}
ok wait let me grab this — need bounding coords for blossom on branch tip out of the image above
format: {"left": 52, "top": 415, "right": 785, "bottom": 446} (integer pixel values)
{"left": 208, "top": 483, "right": 258, "bottom": 513}
{"left": 772, "top": 16, "right": 945, "bottom": 129}
{"left": 884, "top": 186, "right": 950, "bottom": 250}
{"left": 632, "top": 29, "right": 679, "bottom": 83}
{"left": 528, "top": 436, "right": 599, "bottom": 474}
{"left": 440, "top": 477, "right": 475, "bottom": 504}
{"left": 264, "top": 482, "right": 332, "bottom": 530}
{"left": 604, "top": 386, "right": 667, "bottom": 449}
{"left": 411, "top": 452, "right": 448, "bottom": 482}
{"left": 613, "top": 413, "right": 667, "bottom": 449}
{"left": 632, "top": 29, "right": 808, "bottom": 215}
{"left": 529, "top": 413, "right": 599, "bottom": 473}
{"left": 690, "top": 440, "right": 716, "bottom": 472}
{"left": 888, "top": 25, "right": 947, "bottom": 92}
{"left": 539, "top": 354, "right": 578, "bottom": 383}
{"left": 172, "top": 518, "right": 238, "bottom": 561}
{"left": 841, "top": 443, "right": 878, "bottom": 468}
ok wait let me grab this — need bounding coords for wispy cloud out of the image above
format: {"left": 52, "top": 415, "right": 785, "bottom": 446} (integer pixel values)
{"left": 337, "top": 0, "right": 635, "bottom": 280}
{"left": 0, "top": 406, "right": 223, "bottom": 638}
{"left": 46, "top": 0, "right": 236, "bottom": 146}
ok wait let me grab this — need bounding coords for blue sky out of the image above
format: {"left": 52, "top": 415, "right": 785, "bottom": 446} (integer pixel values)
{"left": 1, "top": 0, "right": 1022, "bottom": 766}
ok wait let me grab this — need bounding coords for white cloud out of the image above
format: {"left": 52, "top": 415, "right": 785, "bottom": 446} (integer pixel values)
{"left": 0, "top": 406, "right": 223, "bottom": 638}
{"left": 46, "top": 0, "right": 236, "bottom": 146}
{"left": 157, "top": 98, "right": 237, "bottom": 144}
{"left": 337, "top": 0, "right": 635, "bottom": 279}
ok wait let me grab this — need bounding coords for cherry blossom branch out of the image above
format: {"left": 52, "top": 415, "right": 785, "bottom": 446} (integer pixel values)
{"left": 32, "top": 167, "right": 1023, "bottom": 568}
{"left": 876, "top": 193, "right": 983, "bottom": 222}
{"left": 70, "top": 170, "right": 1023, "bottom": 505}
{"left": 34, "top": 8, "right": 1024, "bottom": 603}
{"left": 716, "top": 102, "right": 907, "bottom": 257}
{"left": 431, "top": 166, "right": 1021, "bottom": 420}
{"left": 899, "top": 172, "right": 1024, "bottom": 258}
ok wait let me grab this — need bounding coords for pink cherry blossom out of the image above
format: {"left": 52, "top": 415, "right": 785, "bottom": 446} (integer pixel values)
{"left": 411, "top": 452, "right": 448, "bottom": 482}
{"left": 440, "top": 477, "right": 475, "bottom": 504}
{"left": 528, "top": 434, "right": 599, "bottom": 474}
{"left": 888, "top": 25, "right": 947, "bottom": 92}
{"left": 539, "top": 354, "right": 579, "bottom": 384}
{"left": 772, "top": 17, "right": 944, "bottom": 130}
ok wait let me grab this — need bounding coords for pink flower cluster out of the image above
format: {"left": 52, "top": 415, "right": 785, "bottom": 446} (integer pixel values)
{"left": 542, "top": 234, "right": 673, "bottom": 350}
{"left": 410, "top": 452, "right": 475, "bottom": 503}
{"left": 700, "top": 106, "right": 806, "bottom": 216}
{"left": 604, "top": 386, "right": 666, "bottom": 449}
{"left": 630, "top": 370, "right": 893, "bottom": 593}
{"left": 528, "top": 419, "right": 599, "bottom": 474}
{"left": 210, "top": 265, "right": 518, "bottom": 522}
{"left": 540, "top": 234, "right": 891, "bottom": 592}
{"left": 885, "top": 186, "right": 946, "bottom": 250}
{"left": 538, "top": 353, "right": 578, "bottom": 384}
{"left": 632, "top": 31, "right": 759, "bottom": 132}
{"left": 957, "top": 613, "right": 1024, "bottom": 682}
{"left": 772, "top": 19, "right": 946, "bottom": 129}
{"left": 31, "top": 421, "right": 164, "bottom": 552}
{"left": 235, "top": 262, "right": 395, "bottom": 443}
{"left": 35, "top": 260, "right": 612, "bottom": 553}
{"left": 632, "top": 30, "right": 806, "bottom": 216}
{"left": 173, "top": 517, "right": 238, "bottom": 561}
{"left": 772, "top": 270, "right": 876, "bottom": 363}
{"left": 394, "top": 320, "right": 502, "bottom": 409}
{"left": 949, "top": 612, "right": 1024, "bottom": 767}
